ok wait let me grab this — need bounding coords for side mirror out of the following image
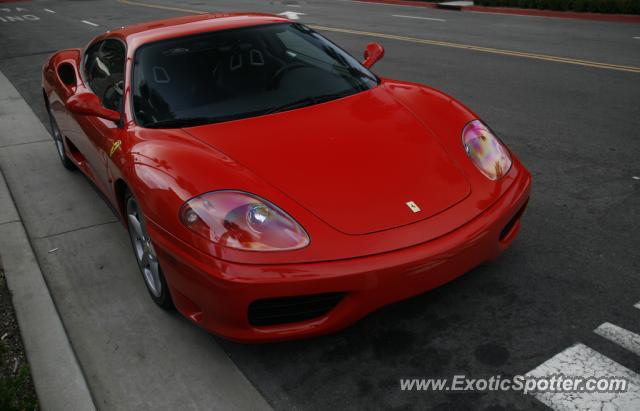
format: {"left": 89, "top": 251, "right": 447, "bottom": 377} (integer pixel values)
{"left": 362, "top": 42, "right": 384, "bottom": 69}
{"left": 66, "top": 92, "right": 120, "bottom": 123}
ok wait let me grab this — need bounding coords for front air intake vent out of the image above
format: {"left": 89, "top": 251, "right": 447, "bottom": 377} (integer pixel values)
{"left": 248, "top": 292, "right": 345, "bottom": 327}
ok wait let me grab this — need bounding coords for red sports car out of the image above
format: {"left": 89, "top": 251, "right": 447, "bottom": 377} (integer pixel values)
{"left": 42, "top": 13, "right": 531, "bottom": 342}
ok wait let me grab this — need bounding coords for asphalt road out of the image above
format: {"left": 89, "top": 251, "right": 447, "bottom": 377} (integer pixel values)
{"left": 1, "top": 0, "right": 639, "bottom": 410}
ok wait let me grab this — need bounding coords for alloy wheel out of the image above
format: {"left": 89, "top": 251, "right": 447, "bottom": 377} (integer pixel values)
{"left": 126, "top": 197, "right": 162, "bottom": 298}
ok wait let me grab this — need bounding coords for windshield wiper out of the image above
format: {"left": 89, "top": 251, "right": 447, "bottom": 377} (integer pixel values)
{"left": 145, "top": 91, "right": 358, "bottom": 127}
{"left": 144, "top": 117, "right": 218, "bottom": 129}
{"left": 263, "top": 97, "right": 316, "bottom": 115}
{"left": 264, "top": 91, "right": 355, "bottom": 115}
{"left": 315, "top": 90, "right": 355, "bottom": 103}
{"left": 145, "top": 109, "right": 273, "bottom": 128}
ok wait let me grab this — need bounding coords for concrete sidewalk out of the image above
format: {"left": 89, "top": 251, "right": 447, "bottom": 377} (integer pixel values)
{"left": 0, "top": 70, "right": 271, "bottom": 410}
{"left": 0, "top": 77, "right": 96, "bottom": 410}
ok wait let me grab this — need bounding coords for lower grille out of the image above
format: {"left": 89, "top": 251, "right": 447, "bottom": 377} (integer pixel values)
{"left": 248, "top": 292, "right": 345, "bottom": 327}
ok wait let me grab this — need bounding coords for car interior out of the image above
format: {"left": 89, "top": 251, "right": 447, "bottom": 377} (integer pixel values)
{"left": 85, "top": 39, "right": 126, "bottom": 112}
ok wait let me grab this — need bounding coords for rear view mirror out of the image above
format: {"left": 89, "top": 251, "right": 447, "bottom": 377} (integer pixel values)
{"left": 66, "top": 92, "right": 121, "bottom": 123}
{"left": 363, "top": 42, "right": 384, "bottom": 69}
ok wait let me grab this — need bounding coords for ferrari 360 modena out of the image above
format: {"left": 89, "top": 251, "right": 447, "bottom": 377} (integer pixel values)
{"left": 42, "top": 13, "right": 531, "bottom": 342}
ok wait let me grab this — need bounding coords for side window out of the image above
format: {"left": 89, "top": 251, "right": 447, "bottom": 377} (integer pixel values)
{"left": 84, "top": 39, "right": 125, "bottom": 111}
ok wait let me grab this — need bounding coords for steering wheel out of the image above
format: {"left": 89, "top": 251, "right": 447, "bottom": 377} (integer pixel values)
{"left": 268, "top": 63, "right": 308, "bottom": 90}
{"left": 102, "top": 80, "right": 124, "bottom": 111}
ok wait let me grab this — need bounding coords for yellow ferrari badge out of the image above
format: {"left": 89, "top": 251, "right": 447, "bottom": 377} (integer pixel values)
{"left": 109, "top": 140, "right": 122, "bottom": 157}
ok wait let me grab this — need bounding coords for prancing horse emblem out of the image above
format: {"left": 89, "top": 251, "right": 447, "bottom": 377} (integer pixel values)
{"left": 109, "top": 140, "right": 122, "bottom": 157}
{"left": 406, "top": 201, "right": 421, "bottom": 213}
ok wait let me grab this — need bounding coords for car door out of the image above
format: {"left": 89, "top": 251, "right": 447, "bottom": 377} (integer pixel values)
{"left": 70, "top": 39, "right": 126, "bottom": 194}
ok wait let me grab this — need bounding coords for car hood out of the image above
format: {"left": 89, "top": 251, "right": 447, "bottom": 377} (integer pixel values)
{"left": 184, "top": 86, "right": 471, "bottom": 235}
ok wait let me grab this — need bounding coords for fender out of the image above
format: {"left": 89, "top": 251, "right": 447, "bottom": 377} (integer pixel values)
{"left": 382, "top": 79, "right": 522, "bottom": 207}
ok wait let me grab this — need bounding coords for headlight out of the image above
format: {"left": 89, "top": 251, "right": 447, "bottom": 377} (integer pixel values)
{"left": 180, "top": 191, "right": 310, "bottom": 251}
{"left": 462, "top": 120, "right": 512, "bottom": 180}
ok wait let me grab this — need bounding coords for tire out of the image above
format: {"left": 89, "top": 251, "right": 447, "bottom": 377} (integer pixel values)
{"left": 125, "top": 190, "right": 174, "bottom": 309}
{"left": 46, "top": 106, "right": 76, "bottom": 170}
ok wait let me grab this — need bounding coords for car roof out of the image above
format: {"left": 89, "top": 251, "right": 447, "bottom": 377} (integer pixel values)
{"left": 101, "top": 13, "right": 290, "bottom": 49}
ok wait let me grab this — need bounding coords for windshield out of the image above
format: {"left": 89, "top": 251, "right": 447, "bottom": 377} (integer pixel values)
{"left": 132, "top": 23, "right": 378, "bottom": 128}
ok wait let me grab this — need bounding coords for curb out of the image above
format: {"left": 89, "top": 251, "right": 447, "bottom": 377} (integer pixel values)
{"left": 355, "top": 0, "right": 640, "bottom": 23}
{"left": 0, "top": 85, "right": 97, "bottom": 410}
{"left": 464, "top": 5, "right": 640, "bottom": 23}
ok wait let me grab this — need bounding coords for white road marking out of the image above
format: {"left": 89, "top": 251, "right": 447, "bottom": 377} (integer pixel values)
{"left": 526, "top": 344, "right": 640, "bottom": 410}
{"left": 277, "top": 11, "right": 306, "bottom": 20}
{"left": 0, "top": 15, "right": 39, "bottom": 22}
{"left": 594, "top": 323, "right": 640, "bottom": 357}
{"left": 635, "top": 302, "right": 640, "bottom": 310}
{"left": 44, "top": 9, "right": 55, "bottom": 13}
{"left": 633, "top": 176, "right": 640, "bottom": 180}
{"left": 0, "top": 16, "right": 22, "bottom": 22}
{"left": 81, "top": 20, "right": 99, "bottom": 27}
{"left": 634, "top": 37, "right": 640, "bottom": 40}
{"left": 392, "top": 14, "right": 446, "bottom": 22}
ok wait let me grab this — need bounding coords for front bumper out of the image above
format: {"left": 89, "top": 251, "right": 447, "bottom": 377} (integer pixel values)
{"left": 147, "top": 170, "right": 531, "bottom": 343}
